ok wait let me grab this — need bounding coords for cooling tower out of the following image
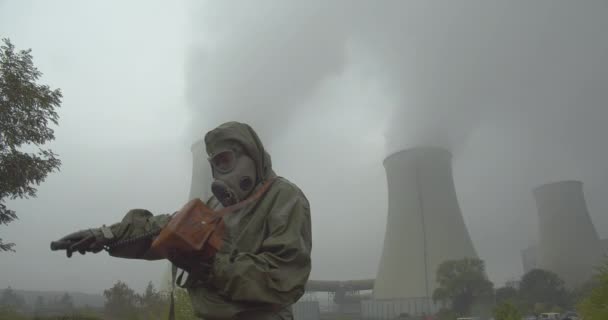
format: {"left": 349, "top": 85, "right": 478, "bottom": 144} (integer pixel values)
{"left": 521, "top": 246, "right": 539, "bottom": 274}
{"left": 374, "top": 147, "right": 477, "bottom": 299}
{"left": 188, "top": 139, "right": 212, "bottom": 201}
{"left": 533, "top": 181, "right": 604, "bottom": 288}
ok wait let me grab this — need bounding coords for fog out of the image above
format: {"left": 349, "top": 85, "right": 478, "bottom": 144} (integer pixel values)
{"left": 1, "top": 0, "right": 608, "bottom": 296}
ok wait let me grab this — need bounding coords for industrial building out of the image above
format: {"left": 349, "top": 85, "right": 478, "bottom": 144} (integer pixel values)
{"left": 188, "top": 139, "right": 211, "bottom": 201}
{"left": 361, "top": 147, "right": 478, "bottom": 318}
{"left": 187, "top": 143, "right": 481, "bottom": 319}
{"left": 374, "top": 147, "right": 478, "bottom": 300}
{"left": 521, "top": 181, "right": 605, "bottom": 288}
{"left": 305, "top": 148, "right": 480, "bottom": 319}
{"left": 522, "top": 241, "right": 608, "bottom": 277}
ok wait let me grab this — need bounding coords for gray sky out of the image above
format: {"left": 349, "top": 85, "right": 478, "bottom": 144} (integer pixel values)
{"left": 1, "top": 0, "right": 608, "bottom": 295}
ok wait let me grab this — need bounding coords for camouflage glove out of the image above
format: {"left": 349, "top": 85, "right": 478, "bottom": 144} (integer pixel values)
{"left": 51, "top": 226, "right": 115, "bottom": 257}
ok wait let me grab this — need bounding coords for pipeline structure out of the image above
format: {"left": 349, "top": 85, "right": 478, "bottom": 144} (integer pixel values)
{"left": 305, "top": 279, "right": 375, "bottom": 304}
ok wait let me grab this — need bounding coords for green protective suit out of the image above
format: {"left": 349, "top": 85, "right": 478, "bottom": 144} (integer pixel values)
{"left": 104, "top": 122, "right": 312, "bottom": 319}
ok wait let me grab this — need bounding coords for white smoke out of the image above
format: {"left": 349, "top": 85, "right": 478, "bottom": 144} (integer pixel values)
{"left": 185, "top": 1, "right": 354, "bottom": 141}
{"left": 183, "top": 0, "right": 608, "bottom": 284}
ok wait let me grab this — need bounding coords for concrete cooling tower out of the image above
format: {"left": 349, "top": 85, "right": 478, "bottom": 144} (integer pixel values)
{"left": 533, "top": 181, "right": 604, "bottom": 288}
{"left": 188, "top": 139, "right": 212, "bottom": 201}
{"left": 373, "top": 147, "right": 478, "bottom": 299}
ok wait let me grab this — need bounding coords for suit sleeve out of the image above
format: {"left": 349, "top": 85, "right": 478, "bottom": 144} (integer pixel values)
{"left": 106, "top": 209, "right": 172, "bottom": 260}
{"left": 208, "top": 190, "right": 312, "bottom": 306}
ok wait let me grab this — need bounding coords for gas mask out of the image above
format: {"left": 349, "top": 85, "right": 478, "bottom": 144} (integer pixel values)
{"left": 208, "top": 142, "right": 258, "bottom": 207}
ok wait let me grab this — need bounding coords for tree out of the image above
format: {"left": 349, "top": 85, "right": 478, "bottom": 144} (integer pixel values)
{"left": 103, "top": 281, "right": 139, "bottom": 319}
{"left": 578, "top": 258, "right": 608, "bottom": 320}
{"left": 0, "top": 38, "right": 62, "bottom": 252}
{"left": 139, "top": 281, "right": 167, "bottom": 319}
{"left": 0, "top": 306, "right": 28, "bottom": 320}
{"left": 432, "top": 257, "right": 494, "bottom": 316}
{"left": 493, "top": 302, "right": 521, "bottom": 320}
{"left": 140, "top": 281, "right": 162, "bottom": 307}
{"left": 434, "top": 308, "right": 457, "bottom": 320}
{"left": 0, "top": 286, "right": 25, "bottom": 309}
{"left": 495, "top": 286, "right": 519, "bottom": 305}
{"left": 571, "top": 277, "right": 600, "bottom": 307}
{"left": 519, "top": 269, "right": 568, "bottom": 311}
{"left": 59, "top": 292, "right": 74, "bottom": 310}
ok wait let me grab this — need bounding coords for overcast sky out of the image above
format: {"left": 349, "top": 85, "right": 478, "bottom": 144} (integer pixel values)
{"left": 1, "top": 0, "right": 607, "bottom": 295}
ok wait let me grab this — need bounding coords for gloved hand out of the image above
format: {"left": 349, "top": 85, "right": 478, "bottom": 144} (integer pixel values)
{"left": 51, "top": 228, "right": 112, "bottom": 257}
{"left": 167, "top": 250, "right": 213, "bottom": 280}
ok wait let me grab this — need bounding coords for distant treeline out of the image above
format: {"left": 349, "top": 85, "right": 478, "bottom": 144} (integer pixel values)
{"left": 0, "top": 280, "right": 196, "bottom": 320}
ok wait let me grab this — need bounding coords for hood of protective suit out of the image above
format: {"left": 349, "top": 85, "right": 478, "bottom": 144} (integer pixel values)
{"left": 204, "top": 121, "right": 276, "bottom": 184}
{"left": 105, "top": 121, "right": 311, "bottom": 319}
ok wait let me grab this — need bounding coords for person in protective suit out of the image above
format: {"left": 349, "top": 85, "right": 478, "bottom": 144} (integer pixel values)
{"left": 51, "top": 121, "right": 312, "bottom": 319}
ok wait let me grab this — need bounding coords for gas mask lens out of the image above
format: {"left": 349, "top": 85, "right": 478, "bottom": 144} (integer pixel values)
{"left": 209, "top": 150, "right": 236, "bottom": 173}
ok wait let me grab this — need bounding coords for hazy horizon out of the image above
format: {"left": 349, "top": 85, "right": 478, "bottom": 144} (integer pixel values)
{"left": 1, "top": 0, "right": 607, "bottom": 295}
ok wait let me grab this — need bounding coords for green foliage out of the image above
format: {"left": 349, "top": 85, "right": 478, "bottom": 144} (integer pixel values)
{"left": 0, "top": 38, "right": 62, "bottom": 252}
{"left": 432, "top": 257, "right": 494, "bottom": 316}
{"left": 578, "top": 258, "right": 608, "bottom": 320}
{"left": 434, "top": 308, "right": 458, "bottom": 320}
{"left": 140, "top": 282, "right": 162, "bottom": 307}
{"left": 493, "top": 302, "right": 521, "bottom": 320}
{"left": 519, "top": 269, "right": 568, "bottom": 312}
{"left": 69, "top": 306, "right": 104, "bottom": 319}
{"left": 470, "top": 298, "right": 495, "bottom": 320}
{"left": 0, "top": 286, "right": 25, "bottom": 310}
{"left": 570, "top": 277, "right": 599, "bottom": 306}
{"left": 103, "top": 281, "right": 139, "bottom": 320}
{"left": 159, "top": 264, "right": 196, "bottom": 319}
{"left": 138, "top": 282, "right": 167, "bottom": 320}
{"left": 173, "top": 288, "right": 197, "bottom": 320}
{"left": 101, "top": 280, "right": 175, "bottom": 320}
{"left": 32, "top": 315, "right": 102, "bottom": 320}
{"left": 0, "top": 305, "right": 28, "bottom": 320}
{"left": 495, "top": 286, "right": 518, "bottom": 305}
